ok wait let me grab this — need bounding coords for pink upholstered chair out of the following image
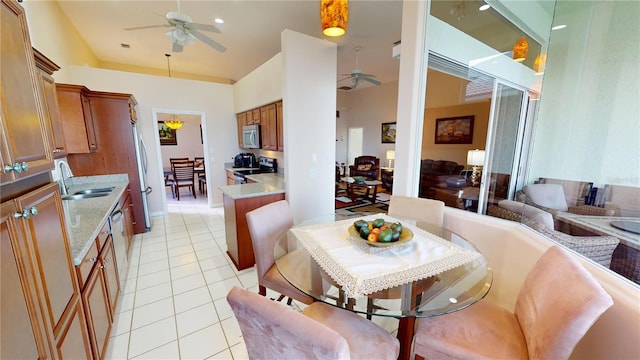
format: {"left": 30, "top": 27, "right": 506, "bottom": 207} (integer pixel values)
{"left": 227, "top": 286, "right": 399, "bottom": 360}
{"left": 413, "top": 246, "right": 614, "bottom": 360}
{"left": 388, "top": 195, "right": 445, "bottom": 226}
{"left": 246, "top": 200, "right": 313, "bottom": 305}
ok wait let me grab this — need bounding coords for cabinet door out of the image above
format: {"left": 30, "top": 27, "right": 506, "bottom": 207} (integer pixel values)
{"left": 1, "top": 197, "right": 51, "bottom": 359}
{"left": 122, "top": 194, "right": 134, "bottom": 250}
{"left": 261, "top": 103, "right": 277, "bottom": 150}
{"left": 101, "top": 236, "right": 120, "bottom": 316}
{"left": 82, "top": 257, "right": 112, "bottom": 360}
{"left": 56, "top": 297, "right": 92, "bottom": 359}
{"left": 16, "top": 183, "right": 79, "bottom": 337}
{"left": 56, "top": 84, "right": 96, "bottom": 154}
{"left": 276, "top": 101, "right": 284, "bottom": 151}
{"left": 39, "top": 71, "right": 67, "bottom": 157}
{"left": 237, "top": 112, "right": 246, "bottom": 147}
{"left": 0, "top": 0, "right": 53, "bottom": 185}
{"left": 252, "top": 108, "right": 261, "bottom": 125}
{"left": 246, "top": 110, "right": 254, "bottom": 125}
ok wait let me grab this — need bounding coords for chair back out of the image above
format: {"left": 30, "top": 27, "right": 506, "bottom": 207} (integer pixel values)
{"left": 173, "top": 160, "right": 194, "bottom": 183}
{"left": 227, "top": 286, "right": 350, "bottom": 359}
{"left": 523, "top": 183, "right": 568, "bottom": 211}
{"left": 170, "top": 157, "right": 189, "bottom": 167}
{"left": 194, "top": 156, "right": 205, "bottom": 169}
{"left": 246, "top": 200, "right": 293, "bottom": 285}
{"left": 514, "top": 246, "right": 613, "bottom": 359}
{"left": 388, "top": 195, "right": 444, "bottom": 226}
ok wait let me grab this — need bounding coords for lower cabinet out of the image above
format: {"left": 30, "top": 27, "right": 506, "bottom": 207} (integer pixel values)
{"left": 1, "top": 182, "right": 91, "bottom": 358}
{"left": 78, "top": 224, "right": 120, "bottom": 360}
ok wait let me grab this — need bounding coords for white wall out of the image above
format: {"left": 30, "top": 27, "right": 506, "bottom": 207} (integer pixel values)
{"left": 66, "top": 66, "right": 236, "bottom": 213}
{"left": 233, "top": 54, "right": 283, "bottom": 113}
{"left": 282, "top": 30, "right": 337, "bottom": 223}
{"left": 529, "top": 0, "right": 640, "bottom": 188}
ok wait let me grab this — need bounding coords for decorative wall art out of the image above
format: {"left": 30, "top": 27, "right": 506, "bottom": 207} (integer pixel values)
{"left": 435, "top": 116, "right": 474, "bottom": 144}
{"left": 381, "top": 122, "right": 397, "bottom": 143}
{"left": 158, "top": 121, "right": 177, "bottom": 145}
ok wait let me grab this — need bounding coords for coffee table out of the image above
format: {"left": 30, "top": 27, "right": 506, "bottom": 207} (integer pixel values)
{"left": 341, "top": 177, "right": 382, "bottom": 203}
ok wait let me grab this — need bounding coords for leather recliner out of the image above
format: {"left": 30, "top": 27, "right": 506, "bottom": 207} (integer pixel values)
{"left": 349, "top": 156, "right": 380, "bottom": 180}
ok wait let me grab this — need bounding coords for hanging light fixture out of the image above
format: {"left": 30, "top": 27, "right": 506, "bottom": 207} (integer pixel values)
{"left": 321, "top": 0, "right": 348, "bottom": 37}
{"left": 533, "top": 53, "right": 547, "bottom": 75}
{"left": 512, "top": 36, "right": 528, "bottom": 62}
{"left": 164, "top": 54, "right": 183, "bottom": 130}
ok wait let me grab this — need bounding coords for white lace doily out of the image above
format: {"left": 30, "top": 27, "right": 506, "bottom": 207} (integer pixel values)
{"left": 290, "top": 214, "right": 482, "bottom": 298}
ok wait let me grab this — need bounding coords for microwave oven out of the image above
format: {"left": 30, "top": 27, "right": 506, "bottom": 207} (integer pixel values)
{"left": 242, "top": 124, "right": 261, "bottom": 149}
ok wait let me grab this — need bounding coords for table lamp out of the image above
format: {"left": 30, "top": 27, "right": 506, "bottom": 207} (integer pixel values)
{"left": 467, "top": 149, "right": 485, "bottom": 186}
{"left": 386, "top": 150, "right": 395, "bottom": 168}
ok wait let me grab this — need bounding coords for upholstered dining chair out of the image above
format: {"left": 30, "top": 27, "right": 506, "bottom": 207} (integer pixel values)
{"left": 388, "top": 195, "right": 445, "bottom": 227}
{"left": 245, "top": 200, "right": 314, "bottom": 305}
{"left": 412, "top": 245, "right": 614, "bottom": 360}
{"left": 172, "top": 160, "right": 196, "bottom": 200}
{"left": 227, "top": 286, "right": 400, "bottom": 360}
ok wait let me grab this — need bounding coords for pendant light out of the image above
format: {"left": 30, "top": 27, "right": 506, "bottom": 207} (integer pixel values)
{"left": 321, "top": 0, "right": 348, "bottom": 37}
{"left": 512, "top": 36, "right": 528, "bottom": 62}
{"left": 534, "top": 53, "right": 547, "bottom": 75}
{"left": 164, "top": 54, "right": 183, "bottom": 130}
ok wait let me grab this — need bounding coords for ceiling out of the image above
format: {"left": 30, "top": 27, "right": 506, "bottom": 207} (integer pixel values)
{"left": 55, "top": 0, "right": 404, "bottom": 90}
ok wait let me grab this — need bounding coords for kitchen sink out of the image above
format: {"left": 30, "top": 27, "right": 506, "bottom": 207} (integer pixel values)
{"left": 62, "top": 193, "right": 110, "bottom": 201}
{"left": 72, "top": 187, "right": 115, "bottom": 195}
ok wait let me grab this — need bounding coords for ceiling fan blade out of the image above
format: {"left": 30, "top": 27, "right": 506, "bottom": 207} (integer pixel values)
{"left": 359, "top": 73, "right": 376, "bottom": 78}
{"left": 338, "top": 76, "right": 352, "bottom": 83}
{"left": 190, "top": 29, "right": 226, "bottom": 53}
{"left": 124, "top": 24, "right": 170, "bottom": 31}
{"left": 172, "top": 42, "right": 184, "bottom": 53}
{"left": 361, "top": 77, "right": 382, "bottom": 86}
{"left": 188, "top": 22, "right": 221, "bottom": 33}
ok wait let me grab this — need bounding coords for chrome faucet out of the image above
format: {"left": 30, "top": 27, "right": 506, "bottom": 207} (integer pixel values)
{"left": 58, "top": 161, "right": 73, "bottom": 195}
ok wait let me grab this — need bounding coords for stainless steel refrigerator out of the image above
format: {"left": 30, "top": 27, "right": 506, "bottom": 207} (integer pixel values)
{"left": 132, "top": 123, "right": 151, "bottom": 230}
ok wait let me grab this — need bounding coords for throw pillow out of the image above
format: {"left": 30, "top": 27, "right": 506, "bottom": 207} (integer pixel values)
{"left": 357, "top": 164, "right": 372, "bottom": 171}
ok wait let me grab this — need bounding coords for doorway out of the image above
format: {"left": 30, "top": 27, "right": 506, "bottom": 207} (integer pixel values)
{"left": 347, "top": 127, "right": 363, "bottom": 168}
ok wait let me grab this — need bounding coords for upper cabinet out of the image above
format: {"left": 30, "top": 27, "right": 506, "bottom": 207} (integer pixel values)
{"left": 0, "top": 0, "right": 54, "bottom": 185}
{"left": 236, "top": 112, "right": 246, "bottom": 148}
{"left": 236, "top": 100, "right": 283, "bottom": 151}
{"left": 276, "top": 101, "right": 284, "bottom": 152}
{"left": 261, "top": 103, "right": 278, "bottom": 150}
{"left": 56, "top": 84, "right": 98, "bottom": 154}
{"left": 34, "top": 48, "right": 67, "bottom": 158}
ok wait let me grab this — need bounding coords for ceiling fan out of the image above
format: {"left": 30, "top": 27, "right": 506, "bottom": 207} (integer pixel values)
{"left": 338, "top": 46, "right": 381, "bottom": 90}
{"left": 124, "top": 0, "right": 226, "bottom": 53}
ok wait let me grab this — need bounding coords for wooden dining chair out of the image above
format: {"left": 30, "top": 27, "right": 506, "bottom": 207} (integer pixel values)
{"left": 194, "top": 156, "right": 206, "bottom": 194}
{"left": 388, "top": 195, "right": 445, "bottom": 226}
{"left": 165, "top": 158, "right": 189, "bottom": 199}
{"left": 412, "top": 246, "right": 613, "bottom": 360}
{"left": 172, "top": 160, "right": 196, "bottom": 200}
{"left": 227, "top": 286, "right": 400, "bottom": 360}
{"left": 245, "top": 200, "right": 314, "bottom": 305}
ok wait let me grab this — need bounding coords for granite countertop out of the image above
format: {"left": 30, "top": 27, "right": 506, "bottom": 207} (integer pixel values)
{"left": 219, "top": 172, "right": 285, "bottom": 200}
{"left": 61, "top": 174, "right": 130, "bottom": 265}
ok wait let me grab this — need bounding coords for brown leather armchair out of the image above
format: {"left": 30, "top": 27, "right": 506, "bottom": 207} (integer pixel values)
{"left": 349, "top": 156, "right": 380, "bottom": 180}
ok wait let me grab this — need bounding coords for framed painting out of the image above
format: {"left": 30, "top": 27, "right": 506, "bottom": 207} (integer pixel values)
{"left": 435, "top": 116, "right": 474, "bottom": 144}
{"left": 381, "top": 122, "right": 396, "bottom": 143}
{"left": 158, "top": 121, "right": 177, "bottom": 145}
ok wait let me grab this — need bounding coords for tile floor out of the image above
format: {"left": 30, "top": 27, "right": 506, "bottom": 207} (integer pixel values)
{"left": 105, "top": 190, "right": 398, "bottom": 359}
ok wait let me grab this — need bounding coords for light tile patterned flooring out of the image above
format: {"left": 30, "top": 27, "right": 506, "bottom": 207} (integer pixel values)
{"left": 105, "top": 190, "right": 398, "bottom": 359}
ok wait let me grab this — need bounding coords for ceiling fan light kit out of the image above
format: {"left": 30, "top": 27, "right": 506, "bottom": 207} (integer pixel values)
{"left": 338, "top": 46, "right": 381, "bottom": 90}
{"left": 321, "top": 0, "right": 348, "bottom": 37}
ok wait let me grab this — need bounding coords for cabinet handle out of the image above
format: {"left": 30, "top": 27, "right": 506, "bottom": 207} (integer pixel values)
{"left": 99, "top": 265, "right": 105, "bottom": 269}
{"left": 89, "top": 257, "right": 97, "bottom": 262}
{"left": 104, "top": 258, "right": 110, "bottom": 264}
{"left": 14, "top": 207, "right": 38, "bottom": 219}
{"left": 53, "top": 148, "right": 62, "bottom": 153}
{"left": 4, "top": 162, "right": 27, "bottom": 174}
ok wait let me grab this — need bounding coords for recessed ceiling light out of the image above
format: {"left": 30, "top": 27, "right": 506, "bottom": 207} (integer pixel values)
{"left": 214, "top": 18, "right": 224, "bottom": 24}
{"left": 552, "top": 24, "right": 567, "bottom": 30}
{"left": 479, "top": 4, "right": 490, "bottom": 11}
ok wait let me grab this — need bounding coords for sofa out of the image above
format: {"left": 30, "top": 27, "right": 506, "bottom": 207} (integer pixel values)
{"left": 349, "top": 156, "right": 379, "bottom": 180}
{"left": 418, "top": 159, "right": 464, "bottom": 198}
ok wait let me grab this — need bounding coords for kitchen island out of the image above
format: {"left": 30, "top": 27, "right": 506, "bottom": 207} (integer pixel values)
{"left": 219, "top": 172, "right": 285, "bottom": 270}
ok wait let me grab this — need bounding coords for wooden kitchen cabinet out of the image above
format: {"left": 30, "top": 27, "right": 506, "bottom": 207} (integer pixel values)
{"left": 1, "top": 182, "right": 90, "bottom": 358}
{"left": 34, "top": 48, "right": 67, "bottom": 158}
{"left": 1, "top": 0, "right": 54, "bottom": 185}
{"left": 237, "top": 112, "right": 247, "bottom": 148}
{"left": 260, "top": 103, "right": 278, "bottom": 150}
{"left": 227, "top": 169, "right": 236, "bottom": 185}
{"left": 252, "top": 108, "right": 261, "bottom": 125}
{"left": 277, "top": 101, "right": 284, "bottom": 151}
{"left": 246, "top": 109, "right": 254, "bottom": 125}
{"left": 56, "top": 83, "right": 98, "bottom": 154}
{"left": 121, "top": 190, "right": 135, "bottom": 251}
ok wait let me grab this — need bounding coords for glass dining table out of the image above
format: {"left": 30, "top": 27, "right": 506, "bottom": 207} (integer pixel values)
{"left": 274, "top": 214, "right": 493, "bottom": 360}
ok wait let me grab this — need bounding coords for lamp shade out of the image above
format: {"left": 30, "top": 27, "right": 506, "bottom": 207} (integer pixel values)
{"left": 321, "top": 0, "right": 348, "bottom": 37}
{"left": 467, "top": 149, "right": 485, "bottom": 166}
{"left": 512, "top": 36, "right": 528, "bottom": 62}
{"left": 386, "top": 150, "right": 395, "bottom": 160}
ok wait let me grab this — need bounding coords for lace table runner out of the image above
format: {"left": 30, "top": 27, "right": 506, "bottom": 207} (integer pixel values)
{"left": 290, "top": 214, "right": 482, "bottom": 297}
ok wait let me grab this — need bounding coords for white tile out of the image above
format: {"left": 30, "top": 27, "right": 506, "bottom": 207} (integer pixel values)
{"left": 117, "top": 291, "right": 135, "bottom": 313}
{"left": 134, "top": 282, "right": 173, "bottom": 308}
{"left": 131, "top": 340, "right": 180, "bottom": 359}
{"left": 131, "top": 297, "right": 175, "bottom": 330}
{"left": 203, "top": 265, "right": 236, "bottom": 284}
{"left": 176, "top": 302, "right": 219, "bottom": 338}
{"left": 178, "top": 324, "right": 228, "bottom": 360}
{"left": 196, "top": 247, "right": 222, "bottom": 261}
{"left": 221, "top": 315, "right": 242, "bottom": 346}
{"left": 137, "top": 258, "right": 169, "bottom": 277}
{"left": 136, "top": 269, "right": 171, "bottom": 290}
{"left": 166, "top": 236, "right": 191, "bottom": 249}
{"left": 229, "top": 340, "right": 250, "bottom": 360}
{"left": 213, "top": 297, "right": 233, "bottom": 321}
{"left": 104, "top": 331, "right": 130, "bottom": 360}
{"left": 128, "top": 317, "right": 177, "bottom": 358}
{"left": 111, "top": 308, "right": 133, "bottom": 337}
{"left": 170, "top": 261, "right": 203, "bottom": 280}
{"left": 167, "top": 244, "right": 195, "bottom": 258}
{"left": 174, "top": 286, "right": 213, "bottom": 314}
{"left": 207, "top": 278, "right": 242, "bottom": 300}
{"left": 198, "top": 255, "right": 229, "bottom": 272}
{"left": 172, "top": 273, "right": 206, "bottom": 295}
{"left": 237, "top": 271, "right": 258, "bottom": 289}
{"left": 209, "top": 349, "right": 234, "bottom": 360}
{"left": 168, "top": 252, "right": 199, "bottom": 268}
{"left": 139, "top": 249, "right": 169, "bottom": 265}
